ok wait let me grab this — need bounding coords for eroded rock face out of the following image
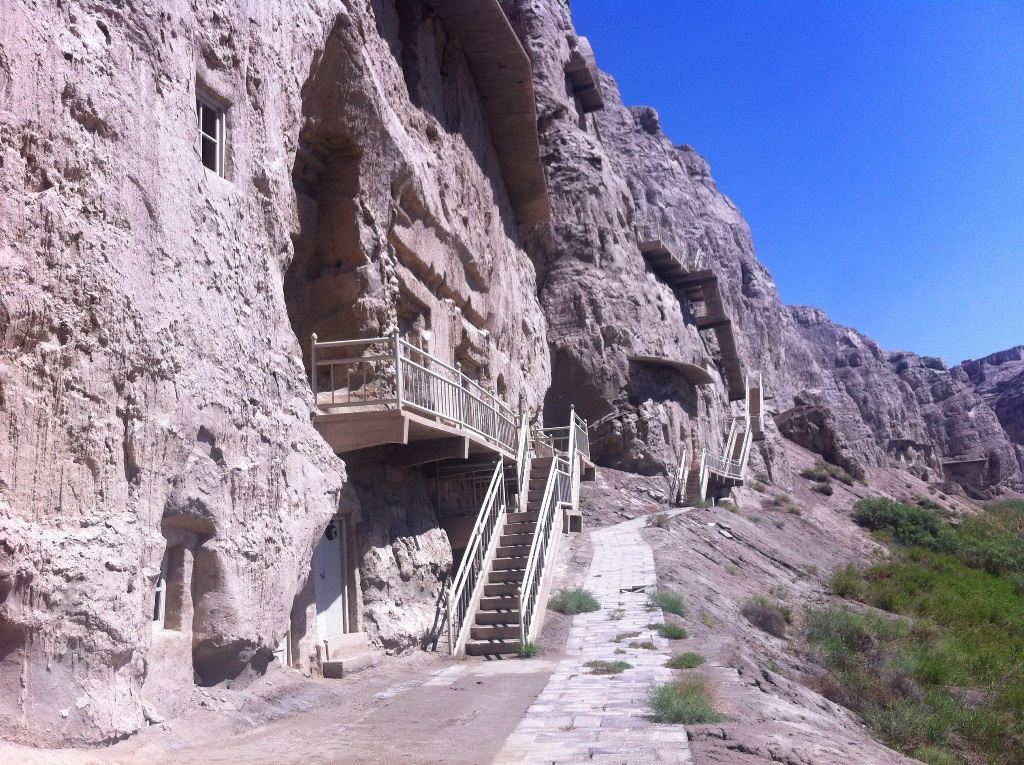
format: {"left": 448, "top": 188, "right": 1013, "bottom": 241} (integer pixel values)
{"left": 775, "top": 405, "right": 865, "bottom": 480}
{"left": 499, "top": 0, "right": 1022, "bottom": 499}
{"left": 0, "top": 0, "right": 549, "bottom": 746}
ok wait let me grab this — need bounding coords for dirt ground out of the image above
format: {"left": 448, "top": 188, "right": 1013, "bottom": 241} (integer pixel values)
{"left": 620, "top": 440, "right": 973, "bottom": 765}
{"left": 0, "top": 445, "right": 978, "bottom": 765}
{"left": 0, "top": 529, "right": 594, "bottom": 765}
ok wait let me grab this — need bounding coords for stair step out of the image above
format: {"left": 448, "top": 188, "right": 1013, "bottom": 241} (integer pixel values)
{"left": 465, "top": 639, "right": 520, "bottom": 656}
{"left": 500, "top": 533, "right": 533, "bottom": 546}
{"left": 475, "top": 610, "right": 521, "bottom": 625}
{"left": 489, "top": 568, "right": 525, "bottom": 583}
{"left": 506, "top": 511, "right": 539, "bottom": 524}
{"left": 470, "top": 625, "right": 519, "bottom": 641}
{"left": 495, "top": 545, "right": 530, "bottom": 558}
{"left": 501, "top": 520, "right": 536, "bottom": 532}
{"left": 491, "top": 557, "right": 527, "bottom": 571}
{"left": 528, "top": 489, "right": 545, "bottom": 502}
{"left": 484, "top": 583, "right": 520, "bottom": 597}
{"left": 479, "top": 596, "right": 519, "bottom": 611}
{"left": 322, "top": 652, "right": 379, "bottom": 679}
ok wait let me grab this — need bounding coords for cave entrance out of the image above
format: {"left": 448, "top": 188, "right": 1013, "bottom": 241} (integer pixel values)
{"left": 286, "top": 137, "right": 365, "bottom": 371}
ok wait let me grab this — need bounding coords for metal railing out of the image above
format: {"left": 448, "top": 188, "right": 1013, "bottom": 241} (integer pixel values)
{"left": 311, "top": 331, "right": 518, "bottom": 453}
{"left": 537, "top": 406, "right": 590, "bottom": 460}
{"left": 518, "top": 455, "right": 571, "bottom": 647}
{"left": 669, "top": 446, "right": 690, "bottom": 505}
{"left": 446, "top": 461, "right": 507, "bottom": 654}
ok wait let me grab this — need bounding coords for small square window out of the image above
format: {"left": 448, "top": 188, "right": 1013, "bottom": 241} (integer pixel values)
{"left": 196, "top": 91, "right": 226, "bottom": 176}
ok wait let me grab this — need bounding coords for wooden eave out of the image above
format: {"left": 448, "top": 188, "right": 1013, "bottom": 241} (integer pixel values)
{"left": 430, "top": 0, "right": 551, "bottom": 226}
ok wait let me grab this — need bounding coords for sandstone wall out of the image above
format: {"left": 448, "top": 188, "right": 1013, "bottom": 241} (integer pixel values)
{"left": 0, "top": 0, "right": 549, "bottom": 746}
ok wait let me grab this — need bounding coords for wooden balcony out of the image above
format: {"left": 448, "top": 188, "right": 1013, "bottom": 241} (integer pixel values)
{"left": 311, "top": 332, "right": 519, "bottom": 464}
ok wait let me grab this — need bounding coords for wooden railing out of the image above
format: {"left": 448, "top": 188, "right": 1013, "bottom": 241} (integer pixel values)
{"left": 311, "top": 331, "right": 518, "bottom": 453}
{"left": 446, "top": 461, "right": 507, "bottom": 654}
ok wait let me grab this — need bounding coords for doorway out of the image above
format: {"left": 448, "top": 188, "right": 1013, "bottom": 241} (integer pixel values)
{"left": 313, "top": 516, "right": 350, "bottom": 641}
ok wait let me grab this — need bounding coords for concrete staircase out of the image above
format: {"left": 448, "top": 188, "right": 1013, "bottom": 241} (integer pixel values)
{"left": 464, "top": 456, "right": 553, "bottom": 656}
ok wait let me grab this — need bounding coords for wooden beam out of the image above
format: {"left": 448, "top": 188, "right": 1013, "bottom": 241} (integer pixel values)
{"left": 390, "top": 437, "right": 470, "bottom": 467}
{"left": 313, "top": 409, "right": 409, "bottom": 454}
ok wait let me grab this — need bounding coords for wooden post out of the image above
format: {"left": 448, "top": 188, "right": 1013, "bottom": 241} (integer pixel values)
{"left": 394, "top": 329, "right": 403, "bottom": 410}
{"left": 310, "top": 333, "right": 318, "bottom": 407}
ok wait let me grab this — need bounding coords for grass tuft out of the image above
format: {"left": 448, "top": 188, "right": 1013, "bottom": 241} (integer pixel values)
{"left": 612, "top": 631, "right": 641, "bottom": 643}
{"left": 548, "top": 588, "right": 601, "bottom": 615}
{"left": 666, "top": 652, "right": 705, "bottom": 669}
{"left": 518, "top": 640, "right": 539, "bottom": 658}
{"left": 648, "top": 588, "right": 687, "bottom": 616}
{"left": 648, "top": 622, "right": 688, "bottom": 640}
{"left": 647, "top": 512, "right": 671, "bottom": 529}
{"left": 629, "top": 640, "right": 657, "bottom": 650}
{"left": 585, "top": 659, "right": 632, "bottom": 675}
{"left": 648, "top": 679, "right": 725, "bottom": 724}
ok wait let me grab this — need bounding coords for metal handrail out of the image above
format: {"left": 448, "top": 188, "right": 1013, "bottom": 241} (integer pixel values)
{"left": 518, "top": 455, "right": 570, "bottom": 646}
{"left": 311, "top": 332, "right": 518, "bottom": 452}
{"left": 516, "top": 413, "right": 531, "bottom": 509}
{"left": 446, "top": 461, "right": 506, "bottom": 654}
{"left": 670, "top": 446, "right": 690, "bottom": 505}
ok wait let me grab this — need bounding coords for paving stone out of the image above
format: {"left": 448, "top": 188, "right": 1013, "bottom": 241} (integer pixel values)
{"left": 492, "top": 516, "right": 692, "bottom": 764}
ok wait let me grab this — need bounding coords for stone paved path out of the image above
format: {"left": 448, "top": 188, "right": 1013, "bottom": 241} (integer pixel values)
{"left": 493, "top": 515, "right": 692, "bottom": 764}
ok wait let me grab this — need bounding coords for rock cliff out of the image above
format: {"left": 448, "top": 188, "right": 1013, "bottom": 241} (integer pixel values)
{"left": 0, "top": 0, "right": 1020, "bottom": 750}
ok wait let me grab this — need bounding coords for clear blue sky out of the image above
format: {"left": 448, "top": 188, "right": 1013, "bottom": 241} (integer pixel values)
{"left": 570, "top": 0, "right": 1024, "bottom": 365}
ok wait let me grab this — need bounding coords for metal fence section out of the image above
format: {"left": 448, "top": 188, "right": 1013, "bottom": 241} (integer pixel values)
{"left": 446, "top": 461, "right": 507, "bottom": 654}
{"left": 517, "top": 455, "right": 570, "bottom": 647}
{"left": 311, "top": 331, "right": 518, "bottom": 453}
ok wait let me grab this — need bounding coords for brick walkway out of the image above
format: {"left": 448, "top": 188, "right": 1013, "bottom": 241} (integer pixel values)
{"left": 493, "top": 515, "right": 692, "bottom": 764}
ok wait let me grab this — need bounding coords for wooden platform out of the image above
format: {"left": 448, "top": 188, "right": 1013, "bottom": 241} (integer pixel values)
{"left": 640, "top": 240, "right": 745, "bottom": 401}
{"left": 314, "top": 407, "right": 516, "bottom": 463}
{"left": 628, "top": 355, "right": 716, "bottom": 386}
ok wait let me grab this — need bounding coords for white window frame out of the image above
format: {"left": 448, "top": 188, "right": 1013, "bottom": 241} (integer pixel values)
{"left": 196, "top": 89, "right": 227, "bottom": 177}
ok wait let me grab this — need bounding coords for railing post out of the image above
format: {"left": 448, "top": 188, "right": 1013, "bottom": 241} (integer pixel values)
{"left": 455, "top": 361, "right": 464, "bottom": 427}
{"left": 394, "top": 329, "right": 403, "bottom": 410}
{"left": 310, "top": 333, "right": 318, "bottom": 407}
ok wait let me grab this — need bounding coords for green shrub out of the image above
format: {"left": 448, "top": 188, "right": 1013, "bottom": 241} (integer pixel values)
{"left": 649, "top": 622, "right": 688, "bottom": 640}
{"left": 741, "top": 595, "right": 789, "bottom": 638}
{"left": 801, "top": 459, "right": 854, "bottom": 486}
{"left": 585, "top": 659, "right": 632, "bottom": 675}
{"left": 911, "top": 746, "right": 962, "bottom": 765}
{"left": 548, "top": 588, "right": 601, "bottom": 615}
{"left": 648, "top": 679, "right": 725, "bottom": 724}
{"left": 666, "top": 652, "right": 705, "bottom": 669}
{"left": 518, "top": 640, "right": 539, "bottom": 658}
{"left": 649, "top": 588, "right": 687, "bottom": 616}
{"left": 720, "top": 500, "right": 739, "bottom": 513}
{"left": 811, "top": 481, "right": 834, "bottom": 496}
{"left": 830, "top": 563, "right": 865, "bottom": 600}
{"left": 629, "top": 640, "right": 657, "bottom": 650}
{"left": 853, "top": 498, "right": 947, "bottom": 547}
